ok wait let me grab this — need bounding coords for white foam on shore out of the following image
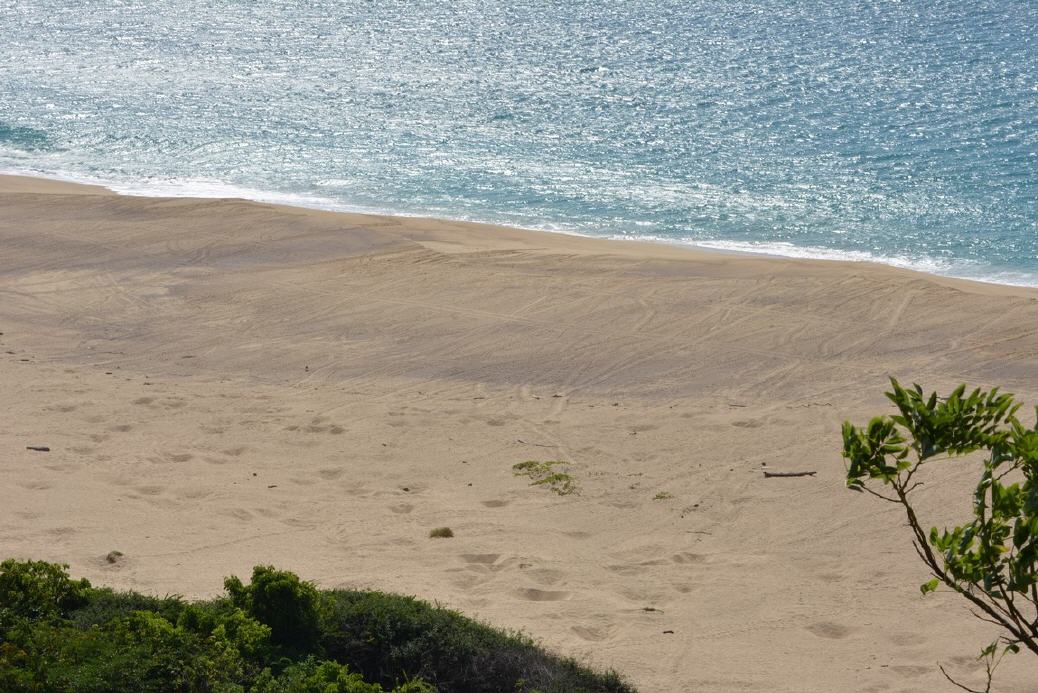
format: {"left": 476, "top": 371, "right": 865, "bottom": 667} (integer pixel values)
{"left": 5, "top": 167, "right": 1037, "bottom": 290}
{"left": 0, "top": 165, "right": 384, "bottom": 214}
{"left": 688, "top": 239, "right": 1038, "bottom": 288}
{"left": 0, "top": 165, "right": 600, "bottom": 231}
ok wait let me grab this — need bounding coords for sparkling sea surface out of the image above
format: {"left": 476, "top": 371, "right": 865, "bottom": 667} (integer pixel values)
{"left": 1, "top": 1, "right": 1036, "bottom": 284}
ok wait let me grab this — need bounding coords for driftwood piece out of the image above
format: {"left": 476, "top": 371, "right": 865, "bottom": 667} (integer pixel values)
{"left": 516, "top": 438, "right": 558, "bottom": 448}
{"left": 763, "top": 470, "right": 816, "bottom": 478}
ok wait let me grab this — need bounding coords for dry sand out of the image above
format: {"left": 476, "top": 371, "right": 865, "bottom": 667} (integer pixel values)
{"left": 2, "top": 174, "right": 1036, "bottom": 691}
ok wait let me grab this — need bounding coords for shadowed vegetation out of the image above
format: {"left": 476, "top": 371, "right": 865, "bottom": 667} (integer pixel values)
{"left": 0, "top": 560, "right": 633, "bottom": 693}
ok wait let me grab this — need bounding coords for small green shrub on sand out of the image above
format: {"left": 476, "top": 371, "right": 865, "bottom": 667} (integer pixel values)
{"left": 512, "top": 461, "right": 577, "bottom": 496}
{"left": 533, "top": 472, "right": 576, "bottom": 495}
{"left": 428, "top": 527, "right": 454, "bottom": 539}
{"left": 0, "top": 559, "right": 632, "bottom": 693}
{"left": 652, "top": 492, "right": 674, "bottom": 501}
{"left": 512, "top": 460, "right": 556, "bottom": 475}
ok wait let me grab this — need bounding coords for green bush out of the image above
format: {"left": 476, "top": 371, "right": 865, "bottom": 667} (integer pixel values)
{"left": 0, "top": 559, "right": 90, "bottom": 621}
{"left": 320, "top": 590, "right": 632, "bottom": 693}
{"left": 0, "top": 560, "right": 633, "bottom": 693}
{"left": 63, "top": 588, "right": 184, "bottom": 631}
{"left": 251, "top": 657, "right": 434, "bottom": 693}
{"left": 1, "top": 609, "right": 244, "bottom": 692}
{"left": 226, "top": 566, "right": 320, "bottom": 655}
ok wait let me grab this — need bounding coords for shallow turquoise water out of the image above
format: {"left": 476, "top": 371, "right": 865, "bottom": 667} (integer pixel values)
{"left": 1, "top": 1, "right": 1036, "bottom": 284}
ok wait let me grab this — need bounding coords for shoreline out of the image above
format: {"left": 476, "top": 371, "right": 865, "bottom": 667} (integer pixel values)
{"left": 5, "top": 168, "right": 1034, "bottom": 291}
{"left": 3, "top": 172, "right": 1038, "bottom": 692}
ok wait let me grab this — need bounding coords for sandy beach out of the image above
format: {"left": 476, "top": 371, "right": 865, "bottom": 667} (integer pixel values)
{"left": 2, "top": 174, "right": 1037, "bottom": 692}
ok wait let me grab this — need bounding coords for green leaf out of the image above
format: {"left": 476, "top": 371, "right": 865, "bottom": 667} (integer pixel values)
{"left": 841, "top": 379, "right": 1038, "bottom": 676}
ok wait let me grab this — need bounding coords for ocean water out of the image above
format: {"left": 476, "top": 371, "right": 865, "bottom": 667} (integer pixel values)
{"left": 1, "top": 1, "right": 1036, "bottom": 284}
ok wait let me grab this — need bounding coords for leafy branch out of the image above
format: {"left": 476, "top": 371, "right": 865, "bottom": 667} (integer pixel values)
{"left": 842, "top": 379, "right": 1038, "bottom": 689}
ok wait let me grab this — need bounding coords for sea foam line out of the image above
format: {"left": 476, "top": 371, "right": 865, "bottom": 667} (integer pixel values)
{"left": 687, "top": 239, "right": 1038, "bottom": 288}
{"left": 4, "top": 164, "right": 1037, "bottom": 289}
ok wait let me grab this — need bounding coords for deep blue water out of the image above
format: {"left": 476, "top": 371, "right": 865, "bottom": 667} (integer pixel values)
{"left": 1, "top": 1, "right": 1036, "bottom": 284}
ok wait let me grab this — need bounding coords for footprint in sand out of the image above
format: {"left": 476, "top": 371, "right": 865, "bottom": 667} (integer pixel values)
{"left": 458, "top": 556, "right": 502, "bottom": 572}
{"left": 176, "top": 487, "right": 212, "bottom": 500}
{"left": 481, "top": 499, "right": 509, "bottom": 508}
{"left": 460, "top": 554, "right": 517, "bottom": 574}
{"left": 572, "top": 624, "right": 615, "bottom": 642}
{"left": 889, "top": 665, "right": 930, "bottom": 677}
{"left": 525, "top": 568, "right": 565, "bottom": 585}
{"left": 671, "top": 552, "right": 706, "bottom": 564}
{"left": 447, "top": 573, "right": 484, "bottom": 590}
{"left": 460, "top": 553, "right": 500, "bottom": 565}
{"left": 389, "top": 504, "right": 414, "bottom": 514}
{"left": 46, "top": 527, "right": 78, "bottom": 540}
{"left": 109, "top": 424, "right": 132, "bottom": 433}
{"left": 806, "top": 621, "right": 852, "bottom": 639}
{"left": 512, "top": 588, "right": 570, "bottom": 602}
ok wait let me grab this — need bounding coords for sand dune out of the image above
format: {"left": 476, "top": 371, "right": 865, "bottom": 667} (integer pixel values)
{"left": 2, "top": 174, "right": 1036, "bottom": 691}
